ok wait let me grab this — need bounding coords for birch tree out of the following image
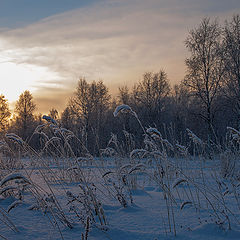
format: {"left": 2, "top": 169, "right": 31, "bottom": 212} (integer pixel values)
{"left": 14, "top": 90, "right": 36, "bottom": 140}
{"left": 184, "top": 18, "right": 225, "bottom": 142}
{"left": 223, "top": 15, "right": 240, "bottom": 128}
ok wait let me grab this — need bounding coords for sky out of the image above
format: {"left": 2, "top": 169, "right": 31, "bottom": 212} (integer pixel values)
{"left": 0, "top": 0, "right": 240, "bottom": 114}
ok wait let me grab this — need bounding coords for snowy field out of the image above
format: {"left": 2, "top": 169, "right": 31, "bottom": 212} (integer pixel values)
{"left": 0, "top": 112, "right": 240, "bottom": 240}
{"left": 0, "top": 155, "right": 240, "bottom": 240}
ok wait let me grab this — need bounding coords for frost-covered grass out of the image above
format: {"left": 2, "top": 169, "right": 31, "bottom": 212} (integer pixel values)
{"left": 0, "top": 156, "right": 240, "bottom": 240}
{"left": 0, "top": 109, "right": 240, "bottom": 239}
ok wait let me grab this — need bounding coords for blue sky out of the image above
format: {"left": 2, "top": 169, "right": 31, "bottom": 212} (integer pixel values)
{"left": 0, "top": 0, "right": 240, "bottom": 113}
{"left": 0, "top": 0, "right": 98, "bottom": 28}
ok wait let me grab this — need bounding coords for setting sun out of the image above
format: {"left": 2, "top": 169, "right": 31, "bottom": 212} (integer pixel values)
{"left": 0, "top": 61, "right": 58, "bottom": 101}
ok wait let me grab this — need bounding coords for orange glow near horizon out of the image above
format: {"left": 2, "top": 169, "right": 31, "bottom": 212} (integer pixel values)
{"left": 0, "top": 1, "right": 239, "bottom": 114}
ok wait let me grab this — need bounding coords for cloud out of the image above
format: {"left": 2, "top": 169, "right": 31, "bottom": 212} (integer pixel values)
{"left": 0, "top": 0, "right": 240, "bottom": 113}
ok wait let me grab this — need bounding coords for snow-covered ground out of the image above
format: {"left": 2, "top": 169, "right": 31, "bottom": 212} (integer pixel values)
{"left": 0, "top": 157, "right": 240, "bottom": 240}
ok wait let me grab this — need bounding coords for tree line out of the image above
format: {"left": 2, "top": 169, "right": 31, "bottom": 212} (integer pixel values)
{"left": 0, "top": 15, "right": 240, "bottom": 156}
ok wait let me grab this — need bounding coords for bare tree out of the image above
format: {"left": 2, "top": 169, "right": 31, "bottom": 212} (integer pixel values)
{"left": 133, "top": 70, "right": 171, "bottom": 126}
{"left": 184, "top": 18, "right": 225, "bottom": 142}
{"left": 223, "top": 14, "right": 240, "bottom": 128}
{"left": 171, "top": 83, "right": 190, "bottom": 142}
{"left": 117, "top": 86, "right": 131, "bottom": 105}
{"left": 49, "top": 108, "right": 59, "bottom": 120}
{"left": 61, "top": 107, "right": 74, "bottom": 130}
{"left": 0, "top": 94, "right": 11, "bottom": 133}
{"left": 68, "top": 78, "right": 111, "bottom": 153}
{"left": 13, "top": 90, "right": 36, "bottom": 140}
